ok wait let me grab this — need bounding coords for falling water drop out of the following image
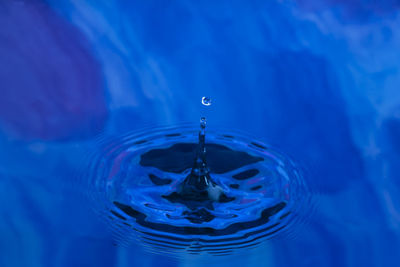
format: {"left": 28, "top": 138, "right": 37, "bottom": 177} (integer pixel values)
{"left": 201, "top": 96, "right": 212, "bottom": 106}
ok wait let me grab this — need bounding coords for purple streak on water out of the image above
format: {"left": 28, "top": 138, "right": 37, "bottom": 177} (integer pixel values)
{"left": 0, "top": 1, "right": 107, "bottom": 141}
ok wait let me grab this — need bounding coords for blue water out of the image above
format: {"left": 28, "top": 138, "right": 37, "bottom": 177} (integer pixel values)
{"left": 82, "top": 125, "right": 309, "bottom": 257}
{"left": 0, "top": 0, "right": 399, "bottom": 266}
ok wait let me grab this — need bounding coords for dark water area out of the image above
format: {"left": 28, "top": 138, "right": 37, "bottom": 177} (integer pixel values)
{"left": 0, "top": 0, "right": 400, "bottom": 266}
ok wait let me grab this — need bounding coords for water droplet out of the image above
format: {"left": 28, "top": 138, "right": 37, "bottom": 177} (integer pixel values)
{"left": 200, "top": 117, "right": 206, "bottom": 129}
{"left": 201, "top": 96, "right": 212, "bottom": 106}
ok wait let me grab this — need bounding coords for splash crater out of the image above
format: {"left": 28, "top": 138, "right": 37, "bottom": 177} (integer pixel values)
{"left": 81, "top": 123, "right": 310, "bottom": 256}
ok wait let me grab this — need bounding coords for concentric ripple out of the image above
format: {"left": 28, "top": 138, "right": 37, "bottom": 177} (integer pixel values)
{"left": 80, "top": 125, "right": 311, "bottom": 256}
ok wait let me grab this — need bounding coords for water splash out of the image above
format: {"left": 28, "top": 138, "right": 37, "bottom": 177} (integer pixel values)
{"left": 79, "top": 123, "right": 311, "bottom": 257}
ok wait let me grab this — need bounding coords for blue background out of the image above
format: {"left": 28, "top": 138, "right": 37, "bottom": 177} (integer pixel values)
{"left": 0, "top": 0, "right": 399, "bottom": 266}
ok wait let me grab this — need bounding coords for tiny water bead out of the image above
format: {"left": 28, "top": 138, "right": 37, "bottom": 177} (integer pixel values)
{"left": 81, "top": 122, "right": 311, "bottom": 257}
{"left": 201, "top": 96, "right": 212, "bottom": 106}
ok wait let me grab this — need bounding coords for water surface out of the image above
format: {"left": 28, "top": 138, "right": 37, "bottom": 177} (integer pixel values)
{"left": 0, "top": 1, "right": 399, "bottom": 266}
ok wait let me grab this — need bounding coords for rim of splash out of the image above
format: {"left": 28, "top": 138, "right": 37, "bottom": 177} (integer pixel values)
{"left": 79, "top": 124, "right": 312, "bottom": 257}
